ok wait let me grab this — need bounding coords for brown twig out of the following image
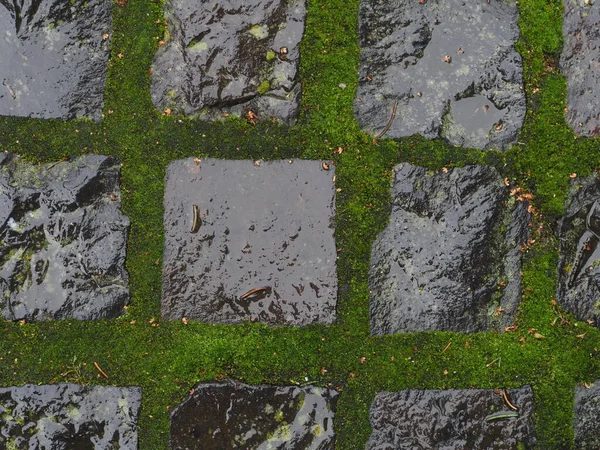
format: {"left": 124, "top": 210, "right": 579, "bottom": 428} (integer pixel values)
{"left": 441, "top": 341, "right": 452, "bottom": 353}
{"left": 190, "top": 205, "right": 200, "bottom": 233}
{"left": 94, "top": 361, "right": 109, "bottom": 379}
{"left": 502, "top": 389, "right": 518, "bottom": 411}
{"left": 376, "top": 102, "right": 398, "bottom": 139}
{"left": 239, "top": 286, "right": 270, "bottom": 301}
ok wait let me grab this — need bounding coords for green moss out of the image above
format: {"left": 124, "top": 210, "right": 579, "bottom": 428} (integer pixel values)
{"left": 257, "top": 80, "right": 271, "bottom": 95}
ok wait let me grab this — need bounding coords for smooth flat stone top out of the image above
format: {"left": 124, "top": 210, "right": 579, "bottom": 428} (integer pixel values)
{"left": 557, "top": 175, "right": 600, "bottom": 328}
{"left": 151, "top": 0, "right": 305, "bottom": 124}
{"left": 162, "top": 158, "right": 337, "bottom": 326}
{"left": 366, "top": 387, "right": 536, "bottom": 449}
{"left": 0, "top": 0, "right": 112, "bottom": 121}
{"left": 0, "top": 153, "right": 130, "bottom": 321}
{"left": 574, "top": 381, "right": 600, "bottom": 450}
{"left": 370, "top": 164, "right": 529, "bottom": 335}
{"left": 170, "top": 381, "right": 338, "bottom": 449}
{"left": 0, "top": 384, "right": 141, "bottom": 449}
{"left": 561, "top": 0, "right": 600, "bottom": 136}
{"left": 355, "top": 0, "right": 525, "bottom": 150}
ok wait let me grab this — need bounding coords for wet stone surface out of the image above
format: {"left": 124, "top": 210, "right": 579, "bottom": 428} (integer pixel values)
{"left": 0, "top": 153, "right": 130, "bottom": 321}
{"left": 370, "top": 164, "right": 529, "bottom": 335}
{"left": 561, "top": 0, "right": 600, "bottom": 136}
{"left": 556, "top": 175, "right": 600, "bottom": 328}
{"left": 0, "top": 0, "right": 112, "bottom": 121}
{"left": 355, "top": 0, "right": 525, "bottom": 150}
{"left": 170, "top": 380, "right": 338, "bottom": 450}
{"left": 574, "top": 380, "right": 600, "bottom": 450}
{"left": 162, "top": 158, "right": 337, "bottom": 326}
{"left": 366, "top": 387, "right": 536, "bottom": 449}
{"left": 151, "top": 0, "right": 305, "bottom": 124}
{"left": 0, "top": 384, "right": 141, "bottom": 449}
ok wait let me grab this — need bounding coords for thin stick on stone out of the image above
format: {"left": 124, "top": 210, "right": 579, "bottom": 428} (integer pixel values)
{"left": 190, "top": 205, "right": 200, "bottom": 233}
{"left": 376, "top": 102, "right": 398, "bottom": 139}
{"left": 239, "top": 286, "right": 270, "bottom": 301}
{"left": 502, "top": 389, "right": 518, "bottom": 411}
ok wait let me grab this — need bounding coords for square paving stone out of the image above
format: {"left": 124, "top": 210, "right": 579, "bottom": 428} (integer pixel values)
{"left": 574, "top": 380, "right": 600, "bottom": 450}
{"left": 556, "top": 175, "right": 600, "bottom": 328}
{"left": 0, "top": 0, "right": 112, "bottom": 121}
{"left": 366, "top": 387, "right": 536, "bottom": 449}
{"left": 151, "top": 0, "right": 305, "bottom": 124}
{"left": 0, "top": 153, "right": 130, "bottom": 321}
{"left": 0, "top": 384, "right": 141, "bottom": 449}
{"left": 370, "top": 164, "right": 529, "bottom": 335}
{"left": 561, "top": 0, "right": 600, "bottom": 136}
{"left": 170, "top": 380, "right": 338, "bottom": 449}
{"left": 162, "top": 158, "right": 337, "bottom": 326}
{"left": 355, "top": 0, "right": 525, "bottom": 150}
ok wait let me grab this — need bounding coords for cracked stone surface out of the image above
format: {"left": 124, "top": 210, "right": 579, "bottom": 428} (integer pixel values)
{"left": 366, "top": 387, "right": 536, "bottom": 449}
{"left": 170, "top": 380, "right": 338, "bottom": 450}
{"left": 556, "top": 175, "right": 600, "bottom": 328}
{"left": 561, "top": 0, "right": 600, "bottom": 136}
{"left": 0, "top": 0, "right": 112, "bottom": 121}
{"left": 0, "top": 384, "right": 141, "bottom": 449}
{"left": 0, "top": 153, "right": 130, "bottom": 321}
{"left": 151, "top": 0, "right": 305, "bottom": 124}
{"left": 574, "top": 380, "right": 600, "bottom": 450}
{"left": 370, "top": 164, "right": 529, "bottom": 335}
{"left": 355, "top": 0, "right": 525, "bottom": 150}
{"left": 162, "top": 158, "right": 337, "bottom": 326}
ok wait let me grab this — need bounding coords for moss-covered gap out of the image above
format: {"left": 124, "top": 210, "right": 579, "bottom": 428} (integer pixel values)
{"left": 0, "top": 0, "right": 599, "bottom": 448}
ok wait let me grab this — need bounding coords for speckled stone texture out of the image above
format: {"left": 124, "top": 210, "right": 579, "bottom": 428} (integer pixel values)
{"left": 0, "top": 384, "right": 141, "bottom": 449}
{"left": 366, "top": 387, "right": 536, "bottom": 449}
{"left": 355, "top": 0, "right": 525, "bottom": 150}
{"left": 0, "top": 0, "right": 112, "bottom": 121}
{"left": 0, "top": 153, "right": 130, "bottom": 321}
{"left": 556, "top": 175, "right": 600, "bottom": 328}
{"left": 370, "top": 164, "right": 529, "bottom": 335}
{"left": 561, "top": 0, "right": 600, "bottom": 136}
{"left": 162, "top": 158, "right": 337, "bottom": 326}
{"left": 151, "top": 0, "right": 305, "bottom": 124}
{"left": 574, "top": 380, "right": 600, "bottom": 450}
{"left": 170, "top": 380, "right": 337, "bottom": 450}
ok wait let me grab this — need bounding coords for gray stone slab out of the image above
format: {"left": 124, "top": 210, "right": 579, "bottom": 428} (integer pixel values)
{"left": 561, "top": 0, "right": 600, "bottom": 136}
{"left": 370, "top": 164, "right": 529, "bottom": 335}
{"left": 0, "top": 384, "right": 141, "bottom": 449}
{"left": 366, "top": 387, "right": 536, "bottom": 449}
{"left": 575, "top": 380, "right": 600, "bottom": 450}
{"left": 170, "top": 380, "right": 337, "bottom": 450}
{"left": 355, "top": 0, "right": 525, "bottom": 150}
{"left": 151, "top": 0, "right": 305, "bottom": 124}
{"left": 0, "top": 153, "right": 130, "bottom": 321}
{"left": 162, "top": 158, "right": 337, "bottom": 326}
{"left": 0, "top": 0, "right": 112, "bottom": 121}
{"left": 557, "top": 175, "right": 600, "bottom": 328}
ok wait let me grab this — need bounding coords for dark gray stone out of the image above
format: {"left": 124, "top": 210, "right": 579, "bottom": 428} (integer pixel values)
{"left": 162, "top": 158, "right": 337, "bottom": 326}
{"left": 355, "top": 0, "right": 525, "bottom": 150}
{"left": 151, "top": 0, "right": 305, "bottom": 124}
{"left": 0, "top": 0, "right": 112, "bottom": 121}
{"left": 561, "top": 0, "right": 600, "bottom": 136}
{"left": 366, "top": 387, "right": 536, "bottom": 449}
{"left": 0, "top": 153, "right": 130, "bottom": 321}
{"left": 370, "top": 164, "right": 529, "bottom": 335}
{"left": 171, "top": 380, "right": 337, "bottom": 450}
{"left": 556, "top": 175, "right": 600, "bottom": 327}
{"left": 0, "top": 384, "right": 141, "bottom": 449}
{"left": 574, "top": 381, "right": 600, "bottom": 450}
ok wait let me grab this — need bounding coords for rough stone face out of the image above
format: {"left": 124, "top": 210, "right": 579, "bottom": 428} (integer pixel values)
{"left": 370, "top": 164, "right": 529, "bottom": 335}
{"left": 355, "top": 0, "right": 525, "bottom": 150}
{"left": 162, "top": 158, "right": 337, "bottom": 326}
{"left": 151, "top": 0, "right": 305, "bottom": 124}
{"left": 561, "top": 0, "right": 600, "bottom": 136}
{"left": 0, "top": 384, "right": 141, "bottom": 449}
{"left": 0, "top": 153, "right": 130, "bottom": 321}
{"left": 171, "top": 380, "right": 338, "bottom": 449}
{"left": 556, "top": 175, "right": 600, "bottom": 327}
{"left": 0, "top": 0, "right": 112, "bottom": 121}
{"left": 574, "top": 380, "right": 600, "bottom": 450}
{"left": 366, "top": 387, "right": 536, "bottom": 449}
